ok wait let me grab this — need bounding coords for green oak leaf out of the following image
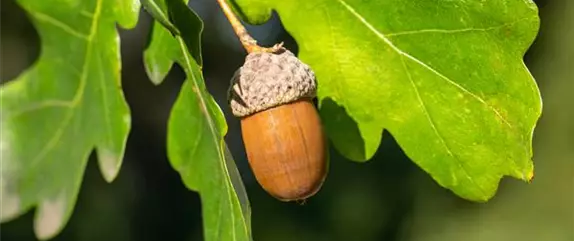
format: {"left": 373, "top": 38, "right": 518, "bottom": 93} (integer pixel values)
{"left": 143, "top": 0, "right": 252, "bottom": 240}
{"left": 0, "top": 0, "right": 139, "bottom": 239}
{"left": 233, "top": 0, "right": 542, "bottom": 201}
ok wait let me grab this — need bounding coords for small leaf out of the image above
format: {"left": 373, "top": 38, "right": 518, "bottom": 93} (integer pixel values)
{"left": 234, "top": 0, "right": 542, "bottom": 201}
{"left": 0, "top": 0, "right": 139, "bottom": 239}
{"left": 143, "top": 0, "right": 202, "bottom": 85}
{"left": 143, "top": 0, "right": 252, "bottom": 240}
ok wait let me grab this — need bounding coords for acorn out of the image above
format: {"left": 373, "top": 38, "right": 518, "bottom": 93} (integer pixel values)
{"left": 228, "top": 48, "right": 328, "bottom": 201}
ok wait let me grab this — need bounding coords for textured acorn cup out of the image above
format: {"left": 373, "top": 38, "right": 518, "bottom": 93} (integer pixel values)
{"left": 228, "top": 48, "right": 328, "bottom": 201}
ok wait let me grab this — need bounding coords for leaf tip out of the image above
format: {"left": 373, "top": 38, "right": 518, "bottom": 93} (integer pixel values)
{"left": 516, "top": 159, "right": 535, "bottom": 184}
{"left": 0, "top": 177, "right": 22, "bottom": 222}
{"left": 144, "top": 62, "right": 168, "bottom": 86}
{"left": 97, "top": 148, "right": 123, "bottom": 183}
{"left": 34, "top": 194, "right": 68, "bottom": 240}
{"left": 526, "top": 169, "right": 535, "bottom": 183}
{"left": 1, "top": 122, "right": 23, "bottom": 222}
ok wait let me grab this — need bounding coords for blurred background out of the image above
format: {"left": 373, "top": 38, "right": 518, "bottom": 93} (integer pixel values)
{"left": 1, "top": 0, "right": 572, "bottom": 240}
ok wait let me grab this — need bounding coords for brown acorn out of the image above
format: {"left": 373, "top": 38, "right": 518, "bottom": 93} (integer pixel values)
{"left": 228, "top": 48, "right": 328, "bottom": 201}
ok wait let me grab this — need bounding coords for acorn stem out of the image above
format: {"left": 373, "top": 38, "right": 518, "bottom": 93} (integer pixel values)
{"left": 215, "top": 0, "right": 283, "bottom": 53}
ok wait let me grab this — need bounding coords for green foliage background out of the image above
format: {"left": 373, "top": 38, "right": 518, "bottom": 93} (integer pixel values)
{"left": 1, "top": 0, "right": 572, "bottom": 240}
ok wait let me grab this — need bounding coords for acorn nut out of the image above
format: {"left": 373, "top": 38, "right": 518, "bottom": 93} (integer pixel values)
{"left": 228, "top": 48, "right": 328, "bottom": 201}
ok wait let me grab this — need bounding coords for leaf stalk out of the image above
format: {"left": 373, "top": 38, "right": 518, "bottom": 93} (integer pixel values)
{"left": 215, "top": 0, "right": 282, "bottom": 53}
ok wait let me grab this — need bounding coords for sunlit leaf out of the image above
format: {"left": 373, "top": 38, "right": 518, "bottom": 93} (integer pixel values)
{"left": 233, "top": 0, "right": 542, "bottom": 201}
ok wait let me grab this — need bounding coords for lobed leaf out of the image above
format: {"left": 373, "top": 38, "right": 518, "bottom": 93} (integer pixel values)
{"left": 233, "top": 0, "right": 542, "bottom": 201}
{"left": 143, "top": 0, "right": 252, "bottom": 240}
{"left": 0, "top": 0, "right": 139, "bottom": 239}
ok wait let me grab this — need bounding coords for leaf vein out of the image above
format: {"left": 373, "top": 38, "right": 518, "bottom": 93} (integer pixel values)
{"left": 400, "top": 55, "right": 486, "bottom": 197}
{"left": 218, "top": 140, "right": 250, "bottom": 240}
{"left": 214, "top": 192, "right": 223, "bottom": 241}
{"left": 185, "top": 117, "right": 201, "bottom": 177}
{"left": 386, "top": 17, "right": 533, "bottom": 37}
{"left": 80, "top": 10, "right": 94, "bottom": 18}
{"left": 31, "top": 11, "right": 90, "bottom": 40}
{"left": 226, "top": 175, "right": 237, "bottom": 241}
{"left": 29, "top": 0, "right": 103, "bottom": 168}
{"left": 96, "top": 50, "right": 113, "bottom": 152}
{"left": 177, "top": 40, "right": 222, "bottom": 174}
{"left": 8, "top": 100, "right": 73, "bottom": 119}
{"left": 177, "top": 37, "right": 244, "bottom": 239}
{"left": 336, "top": 0, "right": 512, "bottom": 128}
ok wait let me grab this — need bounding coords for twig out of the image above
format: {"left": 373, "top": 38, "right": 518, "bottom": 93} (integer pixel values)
{"left": 215, "top": 0, "right": 283, "bottom": 53}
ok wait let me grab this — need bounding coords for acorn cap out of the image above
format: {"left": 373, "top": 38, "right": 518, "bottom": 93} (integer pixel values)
{"left": 228, "top": 48, "right": 317, "bottom": 117}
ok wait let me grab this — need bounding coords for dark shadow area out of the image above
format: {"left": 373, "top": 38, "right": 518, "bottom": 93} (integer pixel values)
{"left": 0, "top": 0, "right": 39, "bottom": 82}
{"left": 120, "top": 27, "right": 204, "bottom": 241}
{"left": 166, "top": 0, "right": 204, "bottom": 65}
{"left": 319, "top": 97, "right": 367, "bottom": 162}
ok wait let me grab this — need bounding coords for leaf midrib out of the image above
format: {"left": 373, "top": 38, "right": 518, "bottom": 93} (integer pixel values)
{"left": 400, "top": 55, "right": 486, "bottom": 196}
{"left": 336, "top": 0, "right": 512, "bottom": 129}
{"left": 176, "top": 38, "right": 245, "bottom": 241}
{"left": 29, "top": 0, "right": 103, "bottom": 167}
{"left": 334, "top": 0, "right": 520, "bottom": 195}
